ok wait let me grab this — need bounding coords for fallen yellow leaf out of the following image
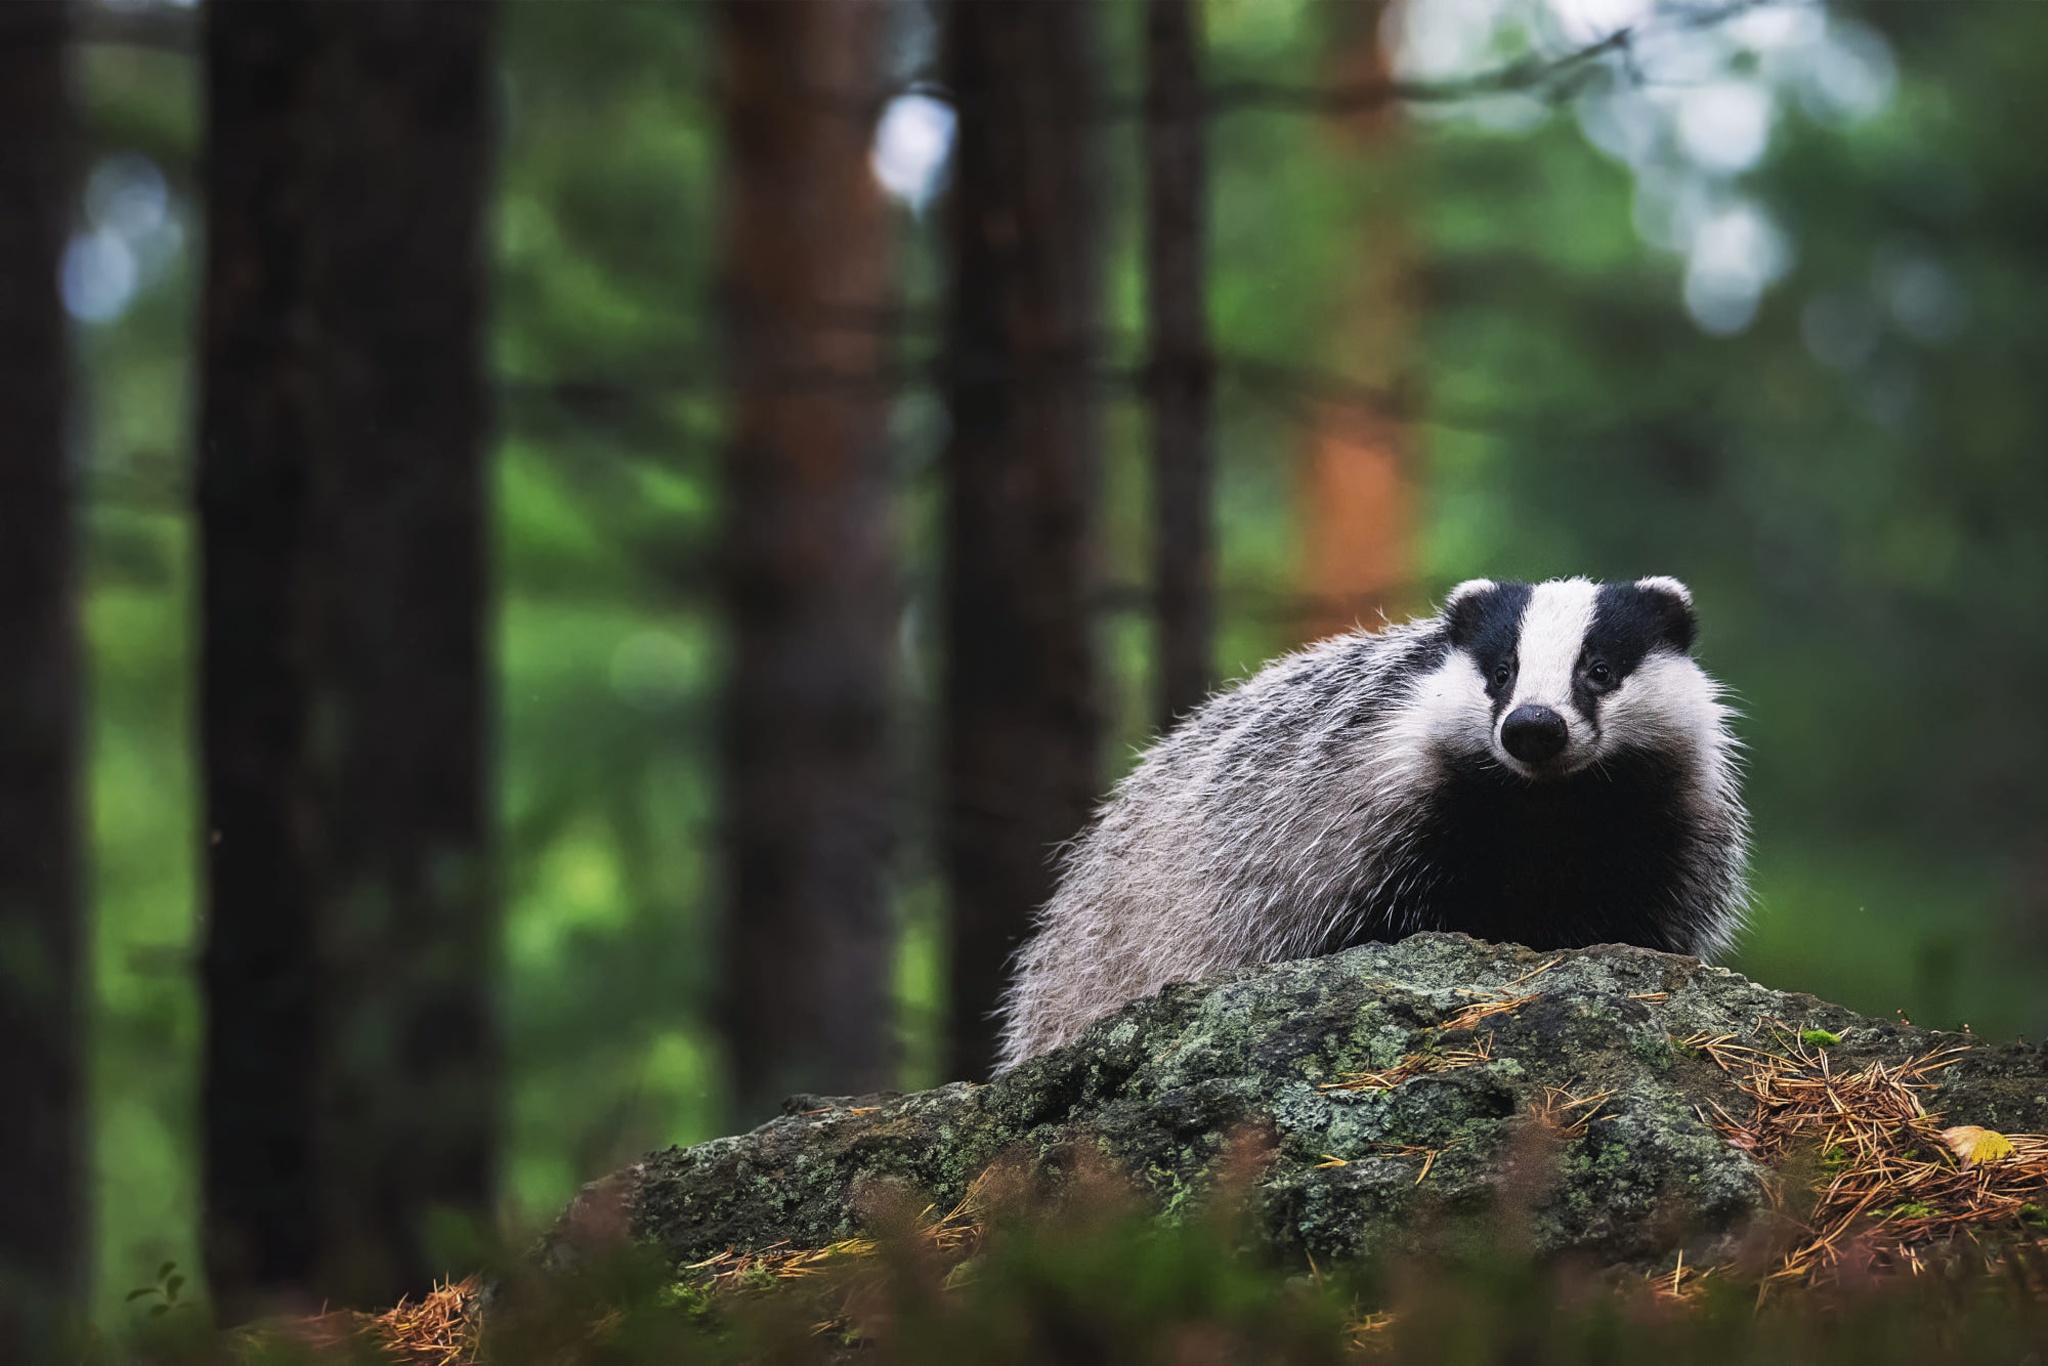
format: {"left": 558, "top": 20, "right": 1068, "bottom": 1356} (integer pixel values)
{"left": 1940, "top": 1124, "right": 2015, "bottom": 1165}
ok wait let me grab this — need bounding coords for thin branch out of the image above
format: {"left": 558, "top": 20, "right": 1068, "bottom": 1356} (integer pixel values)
{"left": 1181, "top": 0, "right": 1768, "bottom": 116}
{"left": 1189, "top": 26, "right": 1635, "bottom": 117}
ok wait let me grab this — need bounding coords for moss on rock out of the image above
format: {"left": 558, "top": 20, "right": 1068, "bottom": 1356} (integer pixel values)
{"left": 555, "top": 934, "right": 2048, "bottom": 1275}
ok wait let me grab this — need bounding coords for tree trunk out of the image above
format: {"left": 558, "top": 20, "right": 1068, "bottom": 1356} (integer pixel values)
{"left": 941, "top": 0, "right": 1104, "bottom": 1083}
{"left": 1298, "top": 0, "right": 1416, "bottom": 642}
{"left": 0, "top": 2, "right": 85, "bottom": 1352}
{"left": 714, "top": 0, "right": 898, "bottom": 1125}
{"left": 1145, "top": 0, "right": 1217, "bottom": 728}
{"left": 198, "top": 0, "right": 498, "bottom": 1314}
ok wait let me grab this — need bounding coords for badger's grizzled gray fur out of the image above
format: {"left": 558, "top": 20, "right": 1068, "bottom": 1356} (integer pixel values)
{"left": 995, "top": 575, "right": 1748, "bottom": 1071}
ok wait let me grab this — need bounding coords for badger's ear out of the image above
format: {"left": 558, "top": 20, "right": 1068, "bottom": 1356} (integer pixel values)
{"left": 1441, "top": 578, "right": 1497, "bottom": 646}
{"left": 1636, "top": 576, "right": 1697, "bottom": 653}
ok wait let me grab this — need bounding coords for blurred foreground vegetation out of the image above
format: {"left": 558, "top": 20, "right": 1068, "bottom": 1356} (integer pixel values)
{"left": 70, "top": 0, "right": 2048, "bottom": 1322}
{"left": 97, "top": 1194, "right": 2048, "bottom": 1366}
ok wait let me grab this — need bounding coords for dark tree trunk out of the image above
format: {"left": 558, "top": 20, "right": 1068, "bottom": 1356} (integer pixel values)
{"left": 714, "top": 0, "right": 897, "bottom": 1124}
{"left": 1144, "top": 0, "right": 1217, "bottom": 728}
{"left": 0, "top": 2, "right": 85, "bottom": 1353}
{"left": 941, "top": 0, "right": 1104, "bottom": 1083}
{"left": 198, "top": 0, "right": 498, "bottom": 1314}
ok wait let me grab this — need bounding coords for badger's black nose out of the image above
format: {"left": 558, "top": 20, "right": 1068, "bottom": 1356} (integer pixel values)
{"left": 1501, "top": 704, "right": 1569, "bottom": 764}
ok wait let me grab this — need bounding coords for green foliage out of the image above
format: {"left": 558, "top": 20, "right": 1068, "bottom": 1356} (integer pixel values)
{"left": 74, "top": 44, "right": 205, "bottom": 1323}
{"left": 122, "top": 1261, "right": 190, "bottom": 1320}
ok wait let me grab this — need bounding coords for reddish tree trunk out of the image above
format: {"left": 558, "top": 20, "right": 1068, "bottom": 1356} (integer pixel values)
{"left": 0, "top": 1, "right": 85, "bottom": 1352}
{"left": 198, "top": 0, "right": 498, "bottom": 1313}
{"left": 941, "top": 0, "right": 1104, "bottom": 1083}
{"left": 715, "top": 0, "right": 898, "bottom": 1123}
{"left": 1298, "top": 0, "right": 1416, "bottom": 641}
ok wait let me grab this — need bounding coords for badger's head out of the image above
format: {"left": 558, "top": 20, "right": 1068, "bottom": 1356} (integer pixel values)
{"left": 1438, "top": 575, "right": 1713, "bottom": 780}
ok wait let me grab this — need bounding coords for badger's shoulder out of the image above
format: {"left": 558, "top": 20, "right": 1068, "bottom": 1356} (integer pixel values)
{"left": 1080, "top": 617, "right": 1458, "bottom": 861}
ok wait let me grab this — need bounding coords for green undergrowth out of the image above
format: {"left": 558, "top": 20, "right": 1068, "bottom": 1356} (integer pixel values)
{"left": 82, "top": 1208, "right": 2048, "bottom": 1366}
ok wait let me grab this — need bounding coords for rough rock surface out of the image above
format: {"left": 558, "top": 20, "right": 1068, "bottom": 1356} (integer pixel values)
{"left": 562, "top": 935, "right": 2048, "bottom": 1272}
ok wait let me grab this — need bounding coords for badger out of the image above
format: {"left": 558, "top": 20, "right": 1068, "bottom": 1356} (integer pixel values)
{"left": 995, "top": 575, "right": 1748, "bottom": 1071}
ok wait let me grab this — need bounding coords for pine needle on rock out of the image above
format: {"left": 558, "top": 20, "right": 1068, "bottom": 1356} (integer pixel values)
{"left": 1683, "top": 1027, "right": 2048, "bottom": 1285}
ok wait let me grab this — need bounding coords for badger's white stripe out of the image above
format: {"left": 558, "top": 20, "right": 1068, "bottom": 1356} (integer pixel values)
{"left": 1354, "top": 652, "right": 1494, "bottom": 846}
{"left": 1510, "top": 577, "right": 1598, "bottom": 715}
{"left": 1602, "top": 651, "right": 1719, "bottom": 753}
{"left": 1384, "top": 651, "right": 1493, "bottom": 764}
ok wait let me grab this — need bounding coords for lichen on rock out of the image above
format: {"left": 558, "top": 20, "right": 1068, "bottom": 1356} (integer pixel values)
{"left": 553, "top": 934, "right": 2048, "bottom": 1278}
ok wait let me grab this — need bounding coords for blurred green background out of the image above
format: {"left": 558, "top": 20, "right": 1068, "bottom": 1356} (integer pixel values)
{"left": 70, "top": 0, "right": 2048, "bottom": 1318}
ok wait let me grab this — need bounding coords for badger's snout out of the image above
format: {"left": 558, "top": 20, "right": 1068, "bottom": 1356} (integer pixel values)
{"left": 1500, "top": 704, "right": 1569, "bottom": 764}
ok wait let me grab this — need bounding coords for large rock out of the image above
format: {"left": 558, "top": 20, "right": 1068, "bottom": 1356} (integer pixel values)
{"left": 561, "top": 935, "right": 2048, "bottom": 1273}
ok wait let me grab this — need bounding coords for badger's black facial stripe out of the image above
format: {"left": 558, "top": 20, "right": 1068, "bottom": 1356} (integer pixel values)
{"left": 1585, "top": 582, "right": 1695, "bottom": 687}
{"left": 1445, "top": 581, "right": 1530, "bottom": 704}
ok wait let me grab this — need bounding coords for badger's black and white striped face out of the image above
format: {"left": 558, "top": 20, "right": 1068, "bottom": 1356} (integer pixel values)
{"left": 1437, "top": 575, "right": 1708, "bottom": 779}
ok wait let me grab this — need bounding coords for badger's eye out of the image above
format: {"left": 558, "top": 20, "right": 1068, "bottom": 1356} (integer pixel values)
{"left": 1491, "top": 664, "right": 1512, "bottom": 688}
{"left": 1586, "top": 660, "right": 1613, "bottom": 687}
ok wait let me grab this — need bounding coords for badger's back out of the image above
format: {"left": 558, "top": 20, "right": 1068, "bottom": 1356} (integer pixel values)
{"left": 996, "top": 622, "right": 1451, "bottom": 1068}
{"left": 994, "top": 577, "right": 1747, "bottom": 1072}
